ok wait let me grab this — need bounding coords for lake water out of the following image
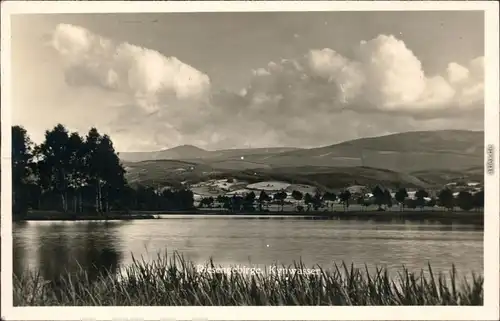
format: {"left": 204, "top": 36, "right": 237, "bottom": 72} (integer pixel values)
{"left": 13, "top": 216, "right": 483, "bottom": 283}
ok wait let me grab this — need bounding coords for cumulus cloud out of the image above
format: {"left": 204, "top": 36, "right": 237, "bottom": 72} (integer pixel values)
{"left": 51, "top": 26, "right": 483, "bottom": 151}
{"left": 52, "top": 23, "right": 211, "bottom": 113}
{"left": 51, "top": 23, "right": 220, "bottom": 150}
{"left": 242, "top": 35, "right": 484, "bottom": 117}
{"left": 203, "top": 34, "right": 484, "bottom": 149}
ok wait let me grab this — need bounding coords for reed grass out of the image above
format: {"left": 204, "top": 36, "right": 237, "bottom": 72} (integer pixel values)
{"left": 13, "top": 252, "right": 483, "bottom": 306}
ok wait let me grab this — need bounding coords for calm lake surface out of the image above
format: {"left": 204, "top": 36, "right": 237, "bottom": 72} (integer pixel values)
{"left": 13, "top": 216, "right": 483, "bottom": 282}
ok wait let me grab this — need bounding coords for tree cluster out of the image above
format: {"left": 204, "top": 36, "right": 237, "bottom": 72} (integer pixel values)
{"left": 206, "top": 192, "right": 259, "bottom": 212}
{"left": 436, "top": 188, "right": 483, "bottom": 212}
{"left": 198, "top": 184, "right": 483, "bottom": 214}
{"left": 11, "top": 125, "right": 195, "bottom": 220}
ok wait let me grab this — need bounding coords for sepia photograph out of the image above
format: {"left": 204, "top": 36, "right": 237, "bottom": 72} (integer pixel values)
{"left": 1, "top": 1, "right": 499, "bottom": 320}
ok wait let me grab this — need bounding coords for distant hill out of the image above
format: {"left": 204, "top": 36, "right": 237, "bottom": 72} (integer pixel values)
{"left": 319, "top": 130, "right": 483, "bottom": 155}
{"left": 254, "top": 130, "right": 484, "bottom": 172}
{"left": 119, "top": 146, "right": 301, "bottom": 163}
{"left": 120, "top": 145, "right": 209, "bottom": 162}
{"left": 121, "top": 130, "right": 484, "bottom": 188}
{"left": 207, "top": 147, "right": 301, "bottom": 160}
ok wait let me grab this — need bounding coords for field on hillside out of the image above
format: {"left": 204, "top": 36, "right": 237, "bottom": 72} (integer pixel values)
{"left": 247, "top": 181, "right": 291, "bottom": 191}
{"left": 410, "top": 167, "right": 483, "bottom": 185}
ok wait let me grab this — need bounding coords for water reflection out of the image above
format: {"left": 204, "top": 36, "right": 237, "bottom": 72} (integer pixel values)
{"left": 13, "top": 217, "right": 483, "bottom": 285}
{"left": 13, "top": 228, "right": 26, "bottom": 279}
{"left": 156, "top": 214, "right": 484, "bottom": 231}
{"left": 14, "top": 221, "right": 122, "bottom": 284}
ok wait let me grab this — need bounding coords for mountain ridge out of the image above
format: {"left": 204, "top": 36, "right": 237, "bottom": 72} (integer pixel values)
{"left": 119, "top": 129, "right": 483, "bottom": 173}
{"left": 120, "top": 129, "right": 483, "bottom": 155}
{"left": 122, "top": 129, "right": 484, "bottom": 190}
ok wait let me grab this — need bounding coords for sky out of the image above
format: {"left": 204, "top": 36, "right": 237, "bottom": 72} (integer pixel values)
{"left": 11, "top": 11, "right": 484, "bottom": 152}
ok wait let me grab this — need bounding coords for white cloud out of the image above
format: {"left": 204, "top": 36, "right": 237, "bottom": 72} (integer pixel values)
{"left": 52, "top": 23, "right": 211, "bottom": 113}
{"left": 198, "top": 41, "right": 483, "bottom": 150}
{"left": 447, "top": 62, "right": 470, "bottom": 84}
{"left": 252, "top": 68, "right": 271, "bottom": 76}
{"left": 48, "top": 27, "right": 483, "bottom": 151}
{"left": 246, "top": 34, "right": 483, "bottom": 115}
{"left": 199, "top": 34, "right": 484, "bottom": 150}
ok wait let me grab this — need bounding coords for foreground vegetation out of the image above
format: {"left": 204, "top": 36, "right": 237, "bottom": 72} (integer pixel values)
{"left": 14, "top": 252, "right": 483, "bottom": 306}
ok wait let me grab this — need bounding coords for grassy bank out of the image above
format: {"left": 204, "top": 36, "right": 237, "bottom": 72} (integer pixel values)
{"left": 14, "top": 252, "right": 483, "bottom": 306}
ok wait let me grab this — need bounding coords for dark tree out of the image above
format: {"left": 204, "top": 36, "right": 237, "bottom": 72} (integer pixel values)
{"left": 303, "top": 193, "right": 313, "bottom": 211}
{"left": 66, "top": 132, "right": 87, "bottom": 213}
{"left": 415, "top": 189, "right": 429, "bottom": 210}
{"left": 338, "top": 190, "right": 351, "bottom": 211}
{"left": 95, "top": 134, "right": 127, "bottom": 213}
{"left": 231, "top": 195, "right": 244, "bottom": 212}
{"left": 36, "top": 124, "right": 71, "bottom": 211}
{"left": 207, "top": 196, "right": 215, "bottom": 208}
{"left": 405, "top": 198, "right": 418, "bottom": 209}
{"left": 244, "top": 191, "right": 256, "bottom": 211}
{"left": 258, "top": 190, "right": 271, "bottom": 211}
{"left": 199, "top": 197, "right": 214, "bottom": 208}
{"left": 472, "top": 190, "right": 484, "bottom": 211}
{"left": 394, "top": 188, "right": 408, "bottom": 211}
{"left": 84, "top": 128, "right": 102, "bottom": 212}
{"left": 12, "top": 126, "right": 35, "bottom": 218}
{"left": 312, "top": 191, "right": 323, "bottom": 210}
{"left": 457, "top": 191, "right": 474, "bottom": 211}
{"left": 372, "top": 186, "right": 385, "bottom": 210}
{"left": 323, "top": 192, "right": 337, "bottom": 210}
{"left": 222, "top": 196, "right": 232, "bottom": 211}
{"left": 438, "top": 188, "right": 455, "bottom": 211}
{"left": 273, "top": 191, "right": 287, "bottom": 212}
{"left": 291, "top": 190, "right": 303, "bottom": 202}
{"left": 81, "top": 130, "right": 127, "bottom": 214}
{"left": 176, "top": 189, "right": 195, "bottom": 210}
{"left": 216, "top": 195, "right": 228, "bottom": 209}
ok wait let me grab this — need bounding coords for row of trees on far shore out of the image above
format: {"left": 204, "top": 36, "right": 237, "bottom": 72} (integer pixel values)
{"left": 12, "top": 125, "right": 195, "bottom": 220}
{"left": 198, "top": 185, "right": 484, "bottom": 213}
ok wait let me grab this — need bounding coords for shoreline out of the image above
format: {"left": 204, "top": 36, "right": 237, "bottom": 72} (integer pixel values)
{"left": 15, "top": 209, "right": 484, "bottom": 225}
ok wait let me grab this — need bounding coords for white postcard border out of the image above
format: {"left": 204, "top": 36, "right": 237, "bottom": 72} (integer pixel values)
{"left": 1, "top": 1, "right": 498, "bottom": 320}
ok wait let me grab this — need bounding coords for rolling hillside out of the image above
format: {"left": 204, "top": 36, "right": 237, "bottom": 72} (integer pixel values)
{"left": 316, "top": 130, "right": 483, "bottom": 155}
{"left": 257, "top": 130, "right": 484, "bottom": 172}
{"left": 120, "top": 146, "right": 301, "bottom": 163}
{"left": 124, "top": 162, "right": 432, "bottom": 191}
{"left": 121, "top": 130, "right": 484, "bottom": 189}
{"left": 409, "top": 166, "right": 483, "bottom": 185}
{"left": 119, "top": 145, "right": 209, "bottom": 162}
